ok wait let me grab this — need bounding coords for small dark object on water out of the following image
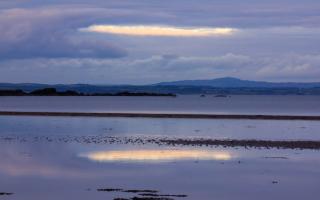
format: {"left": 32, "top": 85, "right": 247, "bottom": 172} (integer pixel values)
{"left": 264, "top": 156, "right": 288, "bottom": 159}
{"left": 214, "top": 94, "right": 228, "bottom": 97}
{"left": 97, "top": 188, "right": 123, "bottom": 192}
{"left": 0, "top": 192, "right": 13, "bottom": 196}
{"left": 139, "top": 193, "right": 187, "bottom": 198}
{"left": 124, "top": 190, "right": 158, "bottom": 194}
{"left": 272, "top": 181, "right": 279, "bottom": 184}
{"left": 131, "top": 197, "right": 174, "bottom": 200}
{"left": 200, "top": 94, "right": 206, "bottom": 97}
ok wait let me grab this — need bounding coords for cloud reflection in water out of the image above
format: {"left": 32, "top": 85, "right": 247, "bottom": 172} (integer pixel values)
{"left": 80, "top": 149, "right": 233, "bottom": 162}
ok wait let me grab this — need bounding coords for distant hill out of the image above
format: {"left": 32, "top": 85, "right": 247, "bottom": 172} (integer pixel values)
{"left": 155, "top": 77, "right": 320, "bottom": 88}
{"left": 1, "top": 77, "right": 320, "bottom": 95}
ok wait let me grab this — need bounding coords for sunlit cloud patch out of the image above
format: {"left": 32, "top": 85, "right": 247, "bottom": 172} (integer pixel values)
{"left": 81, "top": 25, "right": 236, "bottom": 37}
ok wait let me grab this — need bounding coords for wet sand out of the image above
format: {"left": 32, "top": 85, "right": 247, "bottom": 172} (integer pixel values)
{"left": 0, "top": 111, "right": 320, "bottom": 120}
{"left": 2, "top": 135, "right": 320, "bottom": 150}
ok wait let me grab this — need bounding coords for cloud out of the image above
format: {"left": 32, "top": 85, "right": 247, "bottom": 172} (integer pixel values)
{"left": 80, "top": 149, "right": 232, "bottom": 162}
{"left": 23, "top": 0, "right": 320, "bottom": 28}
{"left": 1, "top": 53, "right": 319, "bottom": 84}
{"left": 1, "top": 1, "right": 320, "bottom": 83}
{"left": 255, "top": 54, "right": 320, "bottom": 80}
{"left": 0, "top": 3, "right": 319, "bottom": 61}
{"left": 81, "top": 25, "right": 236, "bottom": 37}
{"left": 0, "top": 6, "right": 132, "bottom": 59}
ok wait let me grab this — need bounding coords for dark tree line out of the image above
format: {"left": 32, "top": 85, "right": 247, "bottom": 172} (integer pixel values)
{"left": 0, "top": 88, "right": 176, "bottom": 97}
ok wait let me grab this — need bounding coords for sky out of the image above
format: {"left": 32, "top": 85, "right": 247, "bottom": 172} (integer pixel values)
{"left": 0, "top": 0, "right": 320, "bottom": 84}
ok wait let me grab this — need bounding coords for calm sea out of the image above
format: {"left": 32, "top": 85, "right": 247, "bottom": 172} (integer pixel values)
{"left": 1, "top": 95, "right": 320, "bottom": 200}
{"left": 0, "top": 95, "right": 319, "bottom": 115}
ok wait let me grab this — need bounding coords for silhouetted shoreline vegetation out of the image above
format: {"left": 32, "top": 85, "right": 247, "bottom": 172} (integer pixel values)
{"left": 0, "top": 88, "right": 176, "bottom": 97}
{"left": 1, "top": 84, "right": 320, "bottom": 95}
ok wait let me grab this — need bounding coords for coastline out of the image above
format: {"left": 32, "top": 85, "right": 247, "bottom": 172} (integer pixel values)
{"left": 0, "top": 111, "right": 320, "bottom": 120}
{"left": 2, "top": 135, "right": 320, "bottom": 150}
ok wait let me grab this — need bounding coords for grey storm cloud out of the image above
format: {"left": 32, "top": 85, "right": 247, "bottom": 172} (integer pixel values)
{"left": 16, "top": 0, "right": 320, "bottom": 28}
{"left": 0, "top": 6, "right": 144, "bottom": 59}
{"left": 0, "top": 0, "right": 320, "bottom": 83}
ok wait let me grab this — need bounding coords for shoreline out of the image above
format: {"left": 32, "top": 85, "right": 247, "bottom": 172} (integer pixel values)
{"left": 2, "top": 135, "right": 320, "bottom": 150}
{"left": 0, "top": 111, "right": 320, "bottom": 120}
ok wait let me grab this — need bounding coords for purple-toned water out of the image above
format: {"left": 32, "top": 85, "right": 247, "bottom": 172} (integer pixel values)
{"left": 0, "top": 95, "right": 319, "bottom": 115}
{"left": 0, "top": 140, "right": 319, "bottom": 200}
{"left": 0, "top": 95, "right": 320, "bottom": 200}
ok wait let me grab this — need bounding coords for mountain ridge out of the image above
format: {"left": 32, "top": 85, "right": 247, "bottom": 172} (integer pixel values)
{"left": 1, "top": 77, "right": 320, "bottom": 95}
{"left": 155, "top": 77, "right": 320, "bottom": 88}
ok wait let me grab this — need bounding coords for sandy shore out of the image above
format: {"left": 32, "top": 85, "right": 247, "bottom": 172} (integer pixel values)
{"left": 0, "top": 111, "right": 320, "bottom": 120}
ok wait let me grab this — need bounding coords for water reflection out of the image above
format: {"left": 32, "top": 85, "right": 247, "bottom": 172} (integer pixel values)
{"left": 1, "top": 141, "right": 320, "bottom": 200}
{"left": 80, "top": 149, "right": 233, "bottom": 162}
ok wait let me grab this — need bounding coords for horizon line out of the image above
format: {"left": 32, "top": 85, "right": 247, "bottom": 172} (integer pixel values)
{"left": 0, "top": 77, "right": 320, "bottom": 85}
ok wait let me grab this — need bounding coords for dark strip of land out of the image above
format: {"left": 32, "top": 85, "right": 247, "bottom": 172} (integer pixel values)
{"left": 0, "top": 192, "right": 13, "bottom": 196}
{"left": 155, "top": 138, "right": 320, "bottom": 150}
{"left": 2, "top": 135, "right": 320, "bottom": 150}
{"left": 0, "top": 88, "right": 176, "bottom": 97}
{"left": 0, "top": 111, "right": 319, "bottom": 120}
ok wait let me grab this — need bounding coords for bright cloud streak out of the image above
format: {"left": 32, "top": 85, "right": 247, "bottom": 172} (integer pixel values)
{"left": 81, "top": 25, "right": 236, "bottom": 37}
{"left": 80, "top": 149, "right": 233, "bottom": 162}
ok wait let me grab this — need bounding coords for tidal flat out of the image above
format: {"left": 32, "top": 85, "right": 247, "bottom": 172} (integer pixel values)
{"left": 0, "top": 115, "right": 320, "bottom": 200}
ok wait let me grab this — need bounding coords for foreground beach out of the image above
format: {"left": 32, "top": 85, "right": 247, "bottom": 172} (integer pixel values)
{"left": 0, "top": 96, "right": 319, "bottom": 199}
